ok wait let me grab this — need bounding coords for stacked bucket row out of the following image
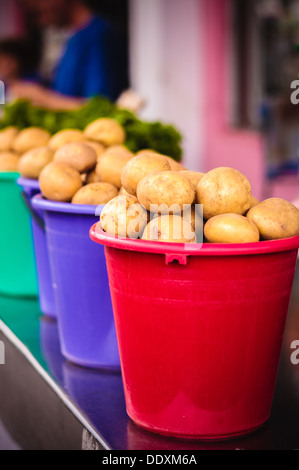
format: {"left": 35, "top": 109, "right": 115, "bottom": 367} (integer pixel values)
{"left": 1, "top": 171, "right": 299, "bottom": 440}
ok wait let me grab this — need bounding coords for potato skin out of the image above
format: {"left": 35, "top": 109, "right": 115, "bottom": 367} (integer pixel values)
{"left": 84, "top": 118, "right": 125, "bottom": 146}
{"left": 54, "top": 142, "right": 97, "bottom": 173}
{"left": 197, "top": 167, "right": 251, "bottom": 220}
{"left": 121, "top": 153, "right": 171, "bottom": 196}
{"left": 204, "top": 214, "right": 260, "bottom": 244}
{"left": 39, "top": 162, "right": 82, "bottom": 202}
{"left": 247, "top": 198, "right": 299, "bottom": 240}
{"left": 100, "top": 194, "right": 148, "bottom": 238}
{"left": 12, "top": 127, "right": 50, "bottom": 154}
{"left": 18, "top": 146, "right": 54, "bottom": 179}
{"left": 137, "top": 171, "right": 195, "bottom": 214}
{"left": 48, "top": 129, "right": 85, "bottom": 150}
{"left": 96, "top": 148, "right": 134, "bottom": 188}
{"left": 0, "top": 152, "right": 19, "bottom": 172}
{"left": 72, "top": 182, "right": 118, "bottom": 205}
{"left": 142, "top": 214, "right": 196, "bottom": 243}
{"left": 0, "top": 127, "right": 18, "bottom": 151}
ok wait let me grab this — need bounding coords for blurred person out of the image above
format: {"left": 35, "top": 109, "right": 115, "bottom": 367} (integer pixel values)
{"left": 9, "top": 0, "right": 129, "bottom": 109}
{"left": 0, "top": 38, "right": 36, "bottom": 83}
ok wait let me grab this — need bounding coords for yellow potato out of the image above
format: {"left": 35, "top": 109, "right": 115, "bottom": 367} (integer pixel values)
{"left": 18, "top": 146, "right": 54, "bottom": 179}
{"left": 204, "top": 214, "right": 260, "bottom": 243}
{"left": 142, "top": 214, "right": 196, "bottom": 243}
{"left": 96, "top": 147, "right": 134, "bottom": 188}
{"left": 54, "top": 142, "right": 97, "bottom": 173}
{"left": 48, "top": 129, "right": 85, "bottom": 151}
{"left": 250, "top": 196, "right": 259, "bottom": 209}
{"left": 119, "top": 186, "right": 131, "bottom": 196}
{"left": 180, "top": 171, "right": 205, "bottom": 190}
{"left": 121, "top": 153, "right": 171, "bottom": 196}
{"left": 0, "top": 152, "right": 20, "bottom": 172}
{"left": 105, "top": 145, "right": 133, "bottom": 156}
{"left": 165, "top": 156, "right": 185, "bottom": 171}
{"left": 83, "top": 141, "right": 106, "bottom": 159}
{"left": 72, "top": 182, "right": 118, "bottom": 205}
{"left": 153, "top": 204, "right": 204, "bottom": 242}
{"left": 86, "top": 170, "right": 101, "bottom": 184}
{"left": 0, "top": 127, "right": 19, "bottom": 151}
{"left": 12, "top": 127, "right": 50, "bottom": 154}
{"left": 197, "top": 167, "right": 251, "bottom": 219}
{"left": 137, "top": 171, "right": 195, "bottom": 214}
{"left": 100, "top": 194, "right": 148, "bottom": 238}
{"left": 247, "top": 198, "right": 299, "bottom": 240}
{"left": 177, "top": 170, "right": 205, "bottom": 203}
{"left": 39, "top": 162, "right": 82, "bottom": 202}
{"left": 84, "top": 118, "right": 125, "bottom": 146}
{"left": 182, "top": 205, "right": 204, "bottom": 241}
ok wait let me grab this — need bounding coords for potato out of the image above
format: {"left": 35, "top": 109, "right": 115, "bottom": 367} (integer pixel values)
{"left": 105, "top": 145, "right": 133, "bottom": 156}
{"left": 84, "top": 118, "right": 125, "bottom": 146}
{"left": 48, "top": 129, "right": 85, "bottom": 151}
{"left": 12, "top": 127, "right": 50, "bottom": 154}
{"left": 180, "top": 171, "right": 205, "bottom": 190}
{"left": 176, "top": 170, "right": 204, "bottom": 203}
{"left": 95, "top": 147, "right": 134, "bottom": 188}
{"left": 250, "top": 196, "right": 259, "bottom": 209}
{"left": 165, "top": 156, "right": 185, "bottom": 171}
{"left": 0, "top": 127, "right": 18, "bottom": 151}
{"left": 197, "top": 167, "right": 251, "bottom": 220}
{"left": 121, "top": 153, "right": 171, "bottom": 196}
{"left": 54, "top": 142, "right": 97, "bottom": 173}
{"left": 183, "top": 205, "right": 204, "bottom": 241}
{"left": 0, "top": 152, "right": 20, "bottom": 172}
{"left": 142, "top": 214, "right": 196, "bottom": 243}
{"left": 18, "top": 146, "right": 54, "bottom": 179}
{"left": 153, "top": 204, "right": 204, "bottom": 241}
{"left": 100, "top": 194, "right": 148, "bottom": 238}
{"left": 119, "top": 186, "right": 131, "bottom": 196}
{"left": 247, "top": 198, "right": 299, "bottom": 240}
{"left": 83, "top": 141, "right": 106, "bottom": 159}
{"left": 137, "top": 171, "right": 195, "bottom": 214}
{"left": 72, "top": 182, "right": 118, "bottom": 205}
{"left": 86, "top": 170, "right": 101, "bottom": 184}
{"left": 39, "top": 162, "right": 82, "bottom": 202}
{"left": 204, "top": 214, "right": 260, "bottom": 243}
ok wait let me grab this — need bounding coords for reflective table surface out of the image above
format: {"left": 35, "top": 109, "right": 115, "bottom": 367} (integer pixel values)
{"left": 1, "top": 269, "right": 299, "bottom": 450}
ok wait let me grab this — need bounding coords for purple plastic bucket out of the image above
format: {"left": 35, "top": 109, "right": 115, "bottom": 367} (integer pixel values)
{"left": 32, "top": 195, "right": 120, "bottom": 370}
{"left": 17, "top": 178, "right": 56, "bottom": 318}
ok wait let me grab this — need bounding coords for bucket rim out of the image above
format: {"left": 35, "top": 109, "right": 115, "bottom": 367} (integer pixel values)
{"left": 32, "top": 193, "right": 104, "bottom": 215}
{"left": 90, "top": 222, "right": 299, "bottom": 256}
{"left": 0, "top": 172, "right": 19, "bottom": 181}
{"left": 17, "top": 177, "right": 40, "bottom": 191}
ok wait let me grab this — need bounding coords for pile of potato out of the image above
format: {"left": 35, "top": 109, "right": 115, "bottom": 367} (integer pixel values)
{"left": 1, "top": 120, "right": 298, "bottom": 244}
{"left": 99, "top": 154, "right": 299, "bottom": 244}
{"left": 0, "top": 126, "right": 51, "bottom": 172}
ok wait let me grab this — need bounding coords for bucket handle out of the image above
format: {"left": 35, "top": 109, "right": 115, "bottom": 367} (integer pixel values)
{"left": 165, "top": 254, "right": 188, "bottom": 265}
{"left": 21, "top": 192, "right": 45, "bottom": 231}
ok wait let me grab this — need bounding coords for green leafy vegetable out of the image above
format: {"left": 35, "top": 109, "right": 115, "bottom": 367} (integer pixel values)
{"left": 0, "top": 97, "right": 183, "bottom": 161}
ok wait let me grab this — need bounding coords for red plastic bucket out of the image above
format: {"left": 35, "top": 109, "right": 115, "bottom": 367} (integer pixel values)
{"left": 90, "top": 223, "right": 299, "bottom": 440}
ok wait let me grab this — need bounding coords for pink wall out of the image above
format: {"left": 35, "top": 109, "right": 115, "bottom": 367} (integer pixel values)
{"left": 201, "top": 0, "right": 264, "bottom": 200}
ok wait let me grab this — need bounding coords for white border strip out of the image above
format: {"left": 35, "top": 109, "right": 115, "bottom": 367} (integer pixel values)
{"left": 0, "top": 319, "right": 111, "bottom": 450}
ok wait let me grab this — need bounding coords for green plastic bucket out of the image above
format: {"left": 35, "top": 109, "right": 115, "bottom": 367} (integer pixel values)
{"left": 0, "top": 172, "right": 37, "bottom": 297}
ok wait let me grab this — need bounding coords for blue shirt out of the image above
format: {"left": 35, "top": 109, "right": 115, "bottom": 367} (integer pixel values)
{"left": 52, "top": 16, "right": 126, "bottom": 101}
